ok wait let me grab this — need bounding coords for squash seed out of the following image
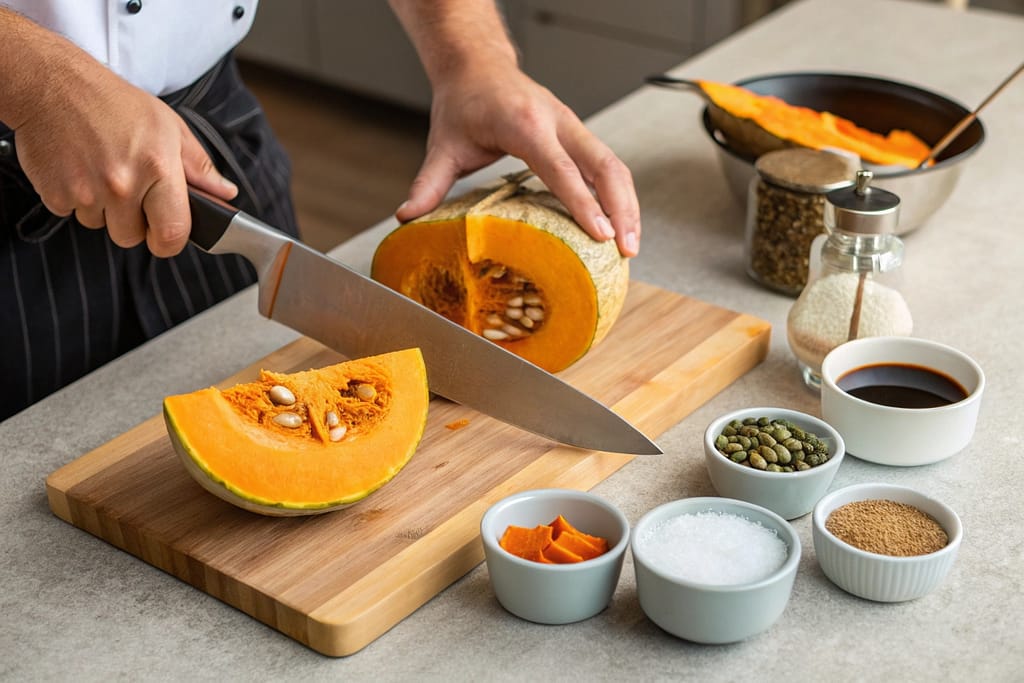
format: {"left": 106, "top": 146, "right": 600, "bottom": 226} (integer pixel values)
{"left": 329, "top": 425, "right": 348, "bottom": 442}
{"left": 507, "top": 296, "right": 524, "bottom": 307}
{"left": 268, "top": 385, "right": 296, "bottom": 406}
{"left": 273, "top": 412, "right": 303, "bottom": 428}
{"left": 356, "top": 384, "right": 377, "bottom": 401}
{"left": 505, "top": 307, "right": 523, "bottom": 320}
{"left": 326, "top": 411, "right": 340, "bottom": 428}
{"left": 523, "top": 294, "right": 542, "bottom": 306}
{"left": 524, "top": 307, "right": 544, "bottom": 321}
{"left": 483, "top": 328, "right": 509, "bottom": 341}
{"left": 520, "top": 316, "right": 534, "bottom": 329}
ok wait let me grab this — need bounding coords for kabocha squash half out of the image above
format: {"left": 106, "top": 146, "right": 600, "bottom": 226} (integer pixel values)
{"left": 371, "top": 173, "right": 629, "bottom": 373}
{"left": 697, "top": 79, "right": 931, "bottom": 168}
{"left": 163, "top": 348, "right": 429, "bottom": 516}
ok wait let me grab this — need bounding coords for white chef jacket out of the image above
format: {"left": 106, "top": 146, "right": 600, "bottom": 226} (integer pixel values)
{"left": 1, "top": 0, "right": 258, "bottom": 95}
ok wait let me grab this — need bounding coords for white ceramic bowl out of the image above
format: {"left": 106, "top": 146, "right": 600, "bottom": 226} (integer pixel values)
{"left": 631, "top": 497, "right": 800, "bottom": 644}
{"left": 812, "top": 483, "right": 962, "bottom": 602}
{"left": 820, "top": 336, "right": 984, "bottom": 466}
{"left": 480, "top": 488, "right": 630, "bottom": 624}
{"left": 703, "top": 407, "right": 845, "bottom": 520}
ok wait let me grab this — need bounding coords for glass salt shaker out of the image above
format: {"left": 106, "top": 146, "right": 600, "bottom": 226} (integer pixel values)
{"left": 745, "top": 148, "right": 858, "bottom": 295}
{"left": 786, "top": 169, "right": 913, "bottom": 389}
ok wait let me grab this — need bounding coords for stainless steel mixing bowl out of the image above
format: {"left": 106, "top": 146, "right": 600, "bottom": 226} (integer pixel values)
{"left": 700, "top": 72, "right": 985, "bottom": 234}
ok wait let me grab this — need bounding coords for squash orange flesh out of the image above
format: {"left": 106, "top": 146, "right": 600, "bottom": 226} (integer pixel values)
{"left": 163, "top": 348, "right": 428, "bottom": 513}
{"left": 698, "top": 80, "right": 932, "bottom": 167}
{"left": 372, "top": 216, "right": 601, "bottom": 373}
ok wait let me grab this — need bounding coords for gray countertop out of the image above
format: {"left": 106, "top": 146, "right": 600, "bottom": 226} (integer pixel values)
{"left": 4, "top": 0, "right": 1023, "bottom": 680}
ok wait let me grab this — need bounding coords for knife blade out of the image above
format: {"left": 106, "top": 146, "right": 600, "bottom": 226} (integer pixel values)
{"left": 187, "top": 189, "right": 661, "bottom": 455}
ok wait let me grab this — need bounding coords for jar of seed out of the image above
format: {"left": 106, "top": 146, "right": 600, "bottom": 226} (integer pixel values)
{"left": 745, "top": 148, "right": 859, "bottom": 295}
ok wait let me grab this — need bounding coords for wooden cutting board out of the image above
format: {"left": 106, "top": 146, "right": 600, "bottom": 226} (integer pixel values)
{"left": 46, "top": 280, "right": 769, "bottom": 657}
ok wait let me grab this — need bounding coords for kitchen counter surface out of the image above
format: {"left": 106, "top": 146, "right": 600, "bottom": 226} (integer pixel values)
{"left": 4, "top": 0, "right": 1022, "bottom": 680}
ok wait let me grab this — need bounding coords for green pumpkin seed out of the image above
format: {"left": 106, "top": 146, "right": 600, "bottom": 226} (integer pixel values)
{"left": 714, "top": 415, "right": 830, "bottom": 473}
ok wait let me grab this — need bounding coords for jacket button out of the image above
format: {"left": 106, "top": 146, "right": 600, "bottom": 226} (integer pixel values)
{"left": 126, "top": 0, "right": 142, "bottom": 14}
{"left": 233, "top": 5, "right": 245, "bottom": 19}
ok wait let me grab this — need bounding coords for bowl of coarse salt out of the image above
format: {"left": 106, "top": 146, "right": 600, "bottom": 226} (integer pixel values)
{"left": 812, "top": 483, "right": 962, "bottom": 602}
{"left": 631, "top": 497, "right": 800, "bottom": 644}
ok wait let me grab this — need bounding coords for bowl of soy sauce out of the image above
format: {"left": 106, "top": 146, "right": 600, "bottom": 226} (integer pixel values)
{"left": 820, "top": 336, "right": 985, "bottom": 466}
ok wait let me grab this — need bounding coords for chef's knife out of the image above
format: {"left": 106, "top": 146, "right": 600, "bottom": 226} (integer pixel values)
{"left": 187, "top": 189, "right": 661, "bottom": 455}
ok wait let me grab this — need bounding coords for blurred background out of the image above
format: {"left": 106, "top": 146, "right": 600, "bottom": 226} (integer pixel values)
{"left": 235, "top": 0, "right": 1022, "bottom": 251}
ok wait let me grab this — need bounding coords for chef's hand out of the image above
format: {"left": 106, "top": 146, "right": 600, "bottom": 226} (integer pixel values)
{"left": 0, "top": 8, "right": 237, "bottom": 258}
{"left": 388, "top": 0, "right": 641, "bottom": 258}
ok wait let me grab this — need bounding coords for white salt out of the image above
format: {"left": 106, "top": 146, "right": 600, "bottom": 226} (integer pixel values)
{"left": 637, "top": 510, "right": 788, "bottom": 585}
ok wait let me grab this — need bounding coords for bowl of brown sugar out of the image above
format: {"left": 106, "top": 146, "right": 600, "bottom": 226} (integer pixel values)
{"left": 812, "top": 483, "right": 962, "bottom": 602}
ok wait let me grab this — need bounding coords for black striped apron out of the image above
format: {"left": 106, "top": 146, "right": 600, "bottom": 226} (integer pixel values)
{"left": 0, "top": 54, "right": 299, "bottom": 420}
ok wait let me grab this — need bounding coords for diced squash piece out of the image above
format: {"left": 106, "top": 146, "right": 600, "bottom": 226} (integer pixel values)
{"left": 551, "top": 530, "right": 604, "bottom": 561}
{"left": 543, "top": 539, "right": 585, "bottom": 564}
{"left": 499, "top": 524, "right": 554, "bottom": 560}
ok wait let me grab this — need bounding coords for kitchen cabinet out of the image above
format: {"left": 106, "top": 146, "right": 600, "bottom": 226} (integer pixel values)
{"left": 236, "top": 0, "right": 771, "bottom": 116}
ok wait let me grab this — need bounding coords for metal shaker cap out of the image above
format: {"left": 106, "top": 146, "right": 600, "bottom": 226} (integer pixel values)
{"left": 824, "top": 170, "right": 901, "bottom": 234}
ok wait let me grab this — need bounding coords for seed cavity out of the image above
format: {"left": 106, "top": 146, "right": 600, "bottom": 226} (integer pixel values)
{"left": 474, "top": 261, "right": 547, "bottom": 342}
{"left": 268, "top": 384, "right": 296, "bottom": 406}
{"left": 273, "top": 412, "right": 303, "bottom": 428}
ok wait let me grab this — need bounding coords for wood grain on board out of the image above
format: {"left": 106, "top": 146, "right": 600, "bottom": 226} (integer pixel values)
{"left": 46, "top": 280, "right": 770, "bottom": 656}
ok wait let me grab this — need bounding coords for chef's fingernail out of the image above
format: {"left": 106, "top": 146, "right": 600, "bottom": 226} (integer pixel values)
{"left": 221, "top": 177, "right": 237, "bottom": 191}
{"left": 397, "top": 200, "right": 410, "bottom": 214}
{"left": 595, "top": 215, "right": 614, "bottom": 239}
{"left": 625, "top": 232, "right": 639, "bottom": 254}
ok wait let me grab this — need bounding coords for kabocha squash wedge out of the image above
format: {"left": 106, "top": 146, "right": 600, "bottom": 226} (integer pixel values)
{"left": 163, "top": 348, "right": 429, "bottom": 516}
{"left": 697, "top": 79, "right": 931, "bottom": 168}
{"left": 371, "top": 173, "right": 629, "bottom": 373}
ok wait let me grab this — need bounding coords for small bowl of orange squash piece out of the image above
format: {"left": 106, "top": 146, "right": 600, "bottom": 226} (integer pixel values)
{"left": 480, "top": 488, "right": 630, "bottom": 624}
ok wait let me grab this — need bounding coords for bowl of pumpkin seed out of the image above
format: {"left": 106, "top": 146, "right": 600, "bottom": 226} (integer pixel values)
{"left": 703, "top": 407, "right": 846, "bottom": 520}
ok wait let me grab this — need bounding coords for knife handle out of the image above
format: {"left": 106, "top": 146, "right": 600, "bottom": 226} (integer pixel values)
{"left": 188, "top": 188, "right": 241, "bottom": 252}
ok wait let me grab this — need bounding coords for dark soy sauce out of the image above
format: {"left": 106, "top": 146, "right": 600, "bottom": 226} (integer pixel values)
{"left": 837, "top": 363, "right": 969, "bottom": 409}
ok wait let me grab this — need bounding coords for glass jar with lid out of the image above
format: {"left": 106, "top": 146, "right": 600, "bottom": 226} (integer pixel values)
{"left": 786, "top": 170, "right": 913, "bottom": 389}
{"left": 745, "top": 148, "right": 859, "bottom": 295}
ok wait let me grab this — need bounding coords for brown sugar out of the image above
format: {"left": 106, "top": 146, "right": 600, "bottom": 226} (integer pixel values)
{"left": 825, "top": 499, "right": 948, "bottom": 556}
